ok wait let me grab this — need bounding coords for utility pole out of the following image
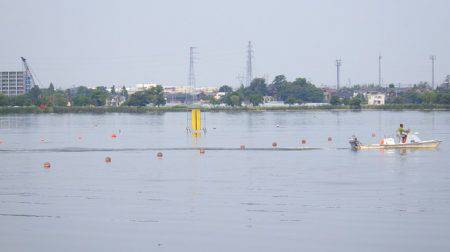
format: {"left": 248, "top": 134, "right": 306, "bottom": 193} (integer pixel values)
{"left": 378, "top": 54, "right": 383, "bottom": 87}
{"left": 188, "top": 47, "right": 196, "bottom": 104}
{"left": 246, "top": 41, "right": 253, "bottom": 86}
{"left": 335, "top": 59, "right": 342, "bottom": 90}
{"left": 430, "top": 55, "right": 436, "bottom": 89}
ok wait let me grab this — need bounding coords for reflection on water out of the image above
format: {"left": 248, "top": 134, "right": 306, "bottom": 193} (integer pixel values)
{"left": 0, "top": 111, "right": 450, "bottom": 252}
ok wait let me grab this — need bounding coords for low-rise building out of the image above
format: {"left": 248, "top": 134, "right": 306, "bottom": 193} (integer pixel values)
{"left": 367, "top": 92, "right": 386, "bottom": 105}
{"left": 214, "top": 92, "right": 226, "bottom": 100}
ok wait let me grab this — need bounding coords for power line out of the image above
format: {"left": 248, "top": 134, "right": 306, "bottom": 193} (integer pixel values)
{"left": 378, "top": 54, "right": 383, "bottom": 87}
{"left": 335, "top": 59, "right": 342, "bottom": 90}
{"left": 246, "top": 41, "right": 253, "bottom": 86}
{"left": 430, "top": 55, "right": 436, "bottom": 89}
{"left": 187, "top": 46, "right": 196, "bottom": 105}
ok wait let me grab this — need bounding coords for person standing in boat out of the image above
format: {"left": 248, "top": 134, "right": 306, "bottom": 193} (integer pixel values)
{"left": 397, "top": 123, "right": 408, "bottom": 143}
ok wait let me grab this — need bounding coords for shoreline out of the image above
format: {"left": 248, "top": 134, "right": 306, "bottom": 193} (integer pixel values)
{"left": 1, "top": 104, "right": 450, "bottom": 114}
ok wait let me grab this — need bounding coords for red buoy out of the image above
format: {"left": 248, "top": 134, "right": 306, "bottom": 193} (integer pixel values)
{"left": 301, "top": 139, "right": 306, "bottom": 144}
{"left": 105, "top": 157, "right": 112, "bottom": 163}
{"left": 43, "top": 162, "right": 51, "bottom": 169}
{"left": 240, "top": 145, "right": 246, "bottom": 150}
{"left": 199, "top": 148, "right": 205, "bottom": 154}
{"left": 328, "top": 137, "right": 332, "bottom": 142}
{"left": 111, "top": 134, "right": 117, "bottom": 139}
{"left": 156, "top": 152, "right": 163, "bottom": 158}
{"left": 272, "top": 142, "right": 278, "bottom": 148}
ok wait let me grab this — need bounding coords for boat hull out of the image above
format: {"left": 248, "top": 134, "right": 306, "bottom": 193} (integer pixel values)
{"left": 356, "top": 140, "right": 441, "bottom": 150}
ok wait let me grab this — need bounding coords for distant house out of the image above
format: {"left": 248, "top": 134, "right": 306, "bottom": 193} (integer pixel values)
{"left": 214, "top": 92, "right": 226, "bottom": 100}
{"left": 106, "top": 95, "right": 126, "bottom": 107}
{"left": 321, "top": 87, "right": 336, "bottom": 103}
{"left": 367, "top": 92, "right": 385, "bottom": 105}
{"left": 263, "top": 96, "right": 274, "bottom": 103}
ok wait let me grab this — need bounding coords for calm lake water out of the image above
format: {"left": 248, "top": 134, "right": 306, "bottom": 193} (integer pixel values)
{"left": 1, "top": 111, "right": 450, "bottom": 251}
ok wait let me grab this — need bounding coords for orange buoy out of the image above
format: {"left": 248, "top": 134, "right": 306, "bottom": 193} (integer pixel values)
{"left": 199, "top": 148, "right": 205, "bottom": 154}
{"left": 156, "top": 152, "right": 163, "bottom": 158}
{"left": 328, "top": 137, "right": 332, "bottom": 142}
{"left": 43, "top": 162, "right": 51, "bottom": 169}
{"left": 240, "top": 145, "right": 246, "bottom": 150}
{"left": 301, "top": 139, "right": 306, "bottom": 144}
{"left": 105, "top": 157, "right": 112, "bottom": 163}
{"left": 111, "top": 133, "right": 117, "bottom": 139}
{"left": 272, "top": 142, "right": 278, "bottom": 148}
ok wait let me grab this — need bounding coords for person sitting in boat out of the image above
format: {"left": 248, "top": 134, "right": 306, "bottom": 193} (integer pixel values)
{"left": 397, "top": 124, "right": 409, "bottom": 143}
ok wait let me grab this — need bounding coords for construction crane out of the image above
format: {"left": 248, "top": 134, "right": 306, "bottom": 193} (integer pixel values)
{"left": 20, "top": 57, "right": 39, "bottom": 93}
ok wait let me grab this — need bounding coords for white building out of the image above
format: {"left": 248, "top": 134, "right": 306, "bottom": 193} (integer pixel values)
{"left": 0, "top": 71, "right": 29, "bottom": 96}
{"left": 367, "top": 92, "right": 386, "bottom": 105}
{"left": 135, "top": 83, "right": 158, "bottom": 91}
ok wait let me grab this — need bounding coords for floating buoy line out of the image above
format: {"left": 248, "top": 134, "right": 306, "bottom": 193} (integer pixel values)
{"left": 0, "top": 146, "right": 347, "bottom": 154}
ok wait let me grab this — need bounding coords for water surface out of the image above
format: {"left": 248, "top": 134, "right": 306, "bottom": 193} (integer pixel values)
{"left": 1, "top": 111, "right": 450, "bottom": 251}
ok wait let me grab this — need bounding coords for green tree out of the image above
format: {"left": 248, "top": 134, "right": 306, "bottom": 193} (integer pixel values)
{"left": 219, "top": 85, "right": 233, "bottom": 93}
{"left": 125, "top": 91, "right": 149, "bottom": 106}
{"left": 249, "top": 94, "right": 263, "bottom": 106}
{"left": 0, "top": 94, "right": 8, "bottom": 106}
{"left": 9, "top": 95, "right": 29, "bottom": 106}
{"left": 285, "top": 97, "right": 300, "bottom": 105}
{"left": 420, "top": 92, "right": 437, "bottom": 104}
{"left": 247, "top": 78, "right": 267, "bottom": 96}
{"left": 111, "top": 85, "right": 116, "bottom": 95}
{"left": 29, "top": 85, "right": 41, "bottom": 105}
{"left": 148, "top": 85, "right": 166, "bottom": 106}
{"left": 48, "top": 83, "right": 55, "bottom": 94}
{"left": 229, "top": 94, "right": 242, "bottom": 107}
{"left": 330, "top": 95, "right": 341, "bottom": 105}
{"left": 90, "top": 86, "right": 109, "bottom": 106}
{"left": 349, "top": 97, "right": 362, "bottom": 109}
{"left": 268, "top": 75, "right": 287, "bottom": 98}
{"left": 121, "top": 86, "right": 129, "bottom": 99}
{"left": 53, "top": 92, "right": 68, "bottom": 106}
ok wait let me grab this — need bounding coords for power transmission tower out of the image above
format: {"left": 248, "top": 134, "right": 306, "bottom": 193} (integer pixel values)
{"left": 430, "top": 55, "right": 436, "bottom": 89}
{"left": 335, "top": 59, "right": 342, "bottom": 90}
{"left": 188, "top": 47, "right": 196, "bottom": 104}
{"left": 378, "top": 54, "right": 383, "bottom": 87}
{"left": 246, "top": 41, "right": 253, "bottom": 86}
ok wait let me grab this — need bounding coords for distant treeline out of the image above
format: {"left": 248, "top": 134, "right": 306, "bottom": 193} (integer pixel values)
{"left": 0, "top": 83, "right": 165, "bottom": 107}
{"left": 213, "top": 75, "right": 324, "bottom": 106}
{"left": 1, "top": 76, "right": 450, "bottom": 111}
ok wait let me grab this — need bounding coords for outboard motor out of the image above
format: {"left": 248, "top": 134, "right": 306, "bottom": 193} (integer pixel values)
{"left": 349, "top": 135, "right": 361, "bottom": 151}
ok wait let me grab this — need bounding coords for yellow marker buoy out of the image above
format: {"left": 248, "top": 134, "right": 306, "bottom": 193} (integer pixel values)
{"left": 191, "top": 109, "right": 202, "bottom": 137}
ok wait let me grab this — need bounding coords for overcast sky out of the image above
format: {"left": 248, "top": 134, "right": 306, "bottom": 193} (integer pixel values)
{"left": 0, "top": 0, "right": 449, "bottom": 89}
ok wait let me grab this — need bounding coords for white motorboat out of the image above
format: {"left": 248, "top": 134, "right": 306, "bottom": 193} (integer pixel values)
{"left": 349, "top": 133, "right": 441, "bottom": 151}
